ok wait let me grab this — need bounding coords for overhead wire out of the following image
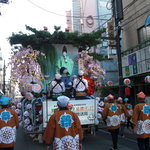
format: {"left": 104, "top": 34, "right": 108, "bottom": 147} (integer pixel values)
{"left": 27, "top": 0, "right": 111, "bottom": 19}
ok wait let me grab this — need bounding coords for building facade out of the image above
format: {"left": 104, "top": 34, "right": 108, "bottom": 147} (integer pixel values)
{"left": 121, "top": 0, "right": 150, "bottom": 102}
{"left": 72, "top": 0, "right": 82, "bottom": 32}
{"left": 71, "top": 0, "right": 119, "bottom": 85}
{"left": 66, "top": 10, "right": 72, "bottom": 32}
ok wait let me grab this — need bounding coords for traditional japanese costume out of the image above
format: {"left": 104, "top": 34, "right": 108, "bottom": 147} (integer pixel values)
{"left": 43, "top": 110, "right": 83, "bottom": 150}
{"left": 0, "top": 97, "right": 19, "bottom": 148}
{"left": 102, "top": 95, "right": 121, "bottom": 129}
{"left": 117, "top": 97, "right": 128, "bottom": 124}
{"left": 131, "top": 96, "right": 150, "bottom": 139}
{"left": 125, "top": 103, "right": 133, "bottom": 117}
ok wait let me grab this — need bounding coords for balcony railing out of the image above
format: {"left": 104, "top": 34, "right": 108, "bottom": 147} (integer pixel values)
{"left": 122, "top": 38, "right": 150, "bottom": 56}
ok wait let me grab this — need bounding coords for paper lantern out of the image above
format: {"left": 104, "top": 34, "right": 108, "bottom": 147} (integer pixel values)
{"left": 107, "top": 81, "right": 113, "bottom": 86}
{"left": 124, "top": 78, "right": 131, "bottom": 85}
{"left": 125, "top": 87, "right": 131, "bottom": 97}
{"left": 145, "top": 76, "right": 150, "bottom": 83}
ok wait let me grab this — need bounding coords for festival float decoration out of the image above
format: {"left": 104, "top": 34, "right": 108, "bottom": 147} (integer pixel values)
{"left": 79, "top": 50, "right": 105, "bottom": 95}
{"left": 145, "top": 75, "right": 150, "bottom": 83}
{"left": 96, "top": 97, "right": 104, "bottom": 124}
{"left": 9, "top": 46, "right": 45, "bottom": 139}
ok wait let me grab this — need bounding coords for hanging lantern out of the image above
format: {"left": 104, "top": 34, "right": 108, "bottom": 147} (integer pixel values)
{"left": 145, "top": 76, "right": 150, "bottom": 83}
{"left": 107, "top": 81, "right": 113, "bottom": 86}
{"left": 124, "top": 78, "right": 131, "bottom": 85}
{"left": 125, "top": 87, "right": 131, "bottom": 97}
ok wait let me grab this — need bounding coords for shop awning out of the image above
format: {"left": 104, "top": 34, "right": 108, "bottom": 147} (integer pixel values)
{"left": 145, "top": 15, "right": 150, "bottom": 26}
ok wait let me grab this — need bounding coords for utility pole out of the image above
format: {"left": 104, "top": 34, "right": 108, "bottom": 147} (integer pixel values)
{"left": 2, "top": 60, "right": 6, "bottom": 94}
{"left": 112, "top": 0, "right": 124, "bottom": 96}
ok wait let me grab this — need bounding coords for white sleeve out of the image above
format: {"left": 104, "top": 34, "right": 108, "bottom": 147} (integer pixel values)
{"left": 73, "top": 79, "right": 77, "bottom": 88}
{"left": 84, "top": 79, "right": 88, "bottom": 88}
{"left": 62, "top": 82, "right": 66, "bottom": 92}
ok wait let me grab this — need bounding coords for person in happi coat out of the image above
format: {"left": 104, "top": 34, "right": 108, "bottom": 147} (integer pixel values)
{"left": 43, "top": 96, "right": 83, "bottom": 150}
{"left": 0, "top": 96, "right": 19, "bottom": 150}
{"left": 102, "top": 94, "right": 121, "bottom": 150}
{"left": 73, "top": 70, "right": 88, "bottom": 99}
{"left": 117, "top": 97, "right": 129, "bottom": 137}
{"left": 48, "top": 74, "right": 65, "bottom": 100}
{"left": 124, "top": 98, "right": 134, "bottom": 129}
{"left": 131, "top": 92, "right": 150, "bottom": 150}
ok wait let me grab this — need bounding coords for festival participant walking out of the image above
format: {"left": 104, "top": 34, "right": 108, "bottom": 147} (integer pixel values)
{"left": 0, "top": 96, "right": 19, "bottom": 150}
{"left": 102, "top": 94, "right": 121, "bottom": 150}
{"left": 131, "top": 92, "right": 150, "bottom": 150}
{"left": 117, "top": 97, "right": 128, "bottom": 137}
{"left": 124, "top": 98, "right": 133, "bottom": 129}
{"left": 43, "top": 96, "right": 83, "bottom": 150}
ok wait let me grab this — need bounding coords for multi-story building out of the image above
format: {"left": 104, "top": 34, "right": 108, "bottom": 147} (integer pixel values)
{"left": 71, "top": 0, "right": 119, "bottom": 85}
{"left": 66, "top": 10, "right": 72, "bottom": 32}
{"left": 121, "top": 0, "right": 150, "bottom": 102}
{"left": 72, "top": 0, "right": 82, "bottom": 32}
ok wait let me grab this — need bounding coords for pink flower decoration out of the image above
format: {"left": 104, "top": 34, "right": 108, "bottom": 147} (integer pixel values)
{"left": 26, "top": 104, "right": 32, "bottom": 109}
{"left": 95, "top": 97, "right": 100, "bottom": 101}
{"left": 98, "top": 107, "right": 104, "bottom": 112}
{"left": 23, "top": 111, "right": 30, "bottom": 117}
{"left": 97, "top": 113, "right": 102, "bottom": 119}
{"left": 27, "top": 125, "right": 33, "bottom": 131}
{"left": 32, "top": 84, "right": 42, "bottom": 93}
{"left": 99, "top": 101, "right": 104, "bottom": 107}
{"left": 17, "top": 103, "right": 22, "bottom": 109}
{"left": 15, "top": 109, "right": 21, "bottom": 114}
{"left": 24, "top": 118, "right": 30, "bottom": 125}
{"left": 11, "top": 105, "right": 16, "bottom": 110}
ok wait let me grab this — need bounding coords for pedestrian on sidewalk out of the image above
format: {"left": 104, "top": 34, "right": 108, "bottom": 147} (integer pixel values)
{"left": 43, "top": 96, "right": 83, "bottom": 150}
{"left": 131, "top": 91, "right": 150, "bottom": 150}
{"left": 102, "top": 94, "right": 121, "bottom": 150}
{"left": 0, "top": 95, "right": 19, "bottom": 150}
{"left": 117, "top": 97, "right": 129, "bottom": 137}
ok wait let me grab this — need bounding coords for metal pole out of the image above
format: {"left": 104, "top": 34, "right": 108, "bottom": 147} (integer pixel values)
{"left": 2, "top": 60, "right": 5, "bottom": 94}
{"left": 115, "top": 25, "right": 123, "bottom": 96}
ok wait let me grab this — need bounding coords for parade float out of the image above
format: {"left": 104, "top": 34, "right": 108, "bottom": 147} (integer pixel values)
{"left": 9, "top": 25, "right": 106, "bottom": 142}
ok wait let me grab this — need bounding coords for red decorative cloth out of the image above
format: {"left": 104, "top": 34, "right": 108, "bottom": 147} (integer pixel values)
{"left": 83, "top": 75, "right": 95, "bottom": 96}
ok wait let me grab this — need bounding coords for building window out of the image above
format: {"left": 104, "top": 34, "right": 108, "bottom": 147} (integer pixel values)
{"left": 138, "top": 26, "right": 150, "bottom": 43}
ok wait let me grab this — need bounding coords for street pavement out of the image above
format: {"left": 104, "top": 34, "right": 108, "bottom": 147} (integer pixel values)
{"left": 14, "top": 127, "right": 138, "bottom": 150}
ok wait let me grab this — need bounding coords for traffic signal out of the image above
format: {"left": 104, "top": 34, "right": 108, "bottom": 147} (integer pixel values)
{"left": 107, "top": 21, "right": 115, "bottom": 46}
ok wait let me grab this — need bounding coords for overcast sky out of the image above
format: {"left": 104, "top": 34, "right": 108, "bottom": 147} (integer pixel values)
{"left": 0, "top": 0, "right": 72, "bottom": 62}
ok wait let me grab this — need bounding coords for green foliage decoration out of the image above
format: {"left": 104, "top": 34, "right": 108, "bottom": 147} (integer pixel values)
{"left": 9, "top": 25, "right": 105, "bottom": 50}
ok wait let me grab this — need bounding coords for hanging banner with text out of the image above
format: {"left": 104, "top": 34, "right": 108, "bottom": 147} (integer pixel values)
{"left": 43, "top": 99, "right": 98, "bottom": 128}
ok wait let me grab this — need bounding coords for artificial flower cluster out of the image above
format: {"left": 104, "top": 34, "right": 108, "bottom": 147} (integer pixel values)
{"left": 79, "top": 50, "right": 105, "bottom": 82}
{"left": 9, "top": 46, "right": 44, "bottom": 100}
{"left": 96, "top": 97, "right": 104, "bottom": 120}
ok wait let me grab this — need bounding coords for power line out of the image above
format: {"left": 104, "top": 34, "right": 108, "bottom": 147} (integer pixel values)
{"left": 122, "top": 8, "right": 150, "bottom": 28}
{"left": 27, "top": 0, "right": 111, "bottom": 19}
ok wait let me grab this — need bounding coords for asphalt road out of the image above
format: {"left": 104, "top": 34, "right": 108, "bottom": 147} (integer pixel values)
{"left": 14, "top": 128, "right": 138, "bottom": 150}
